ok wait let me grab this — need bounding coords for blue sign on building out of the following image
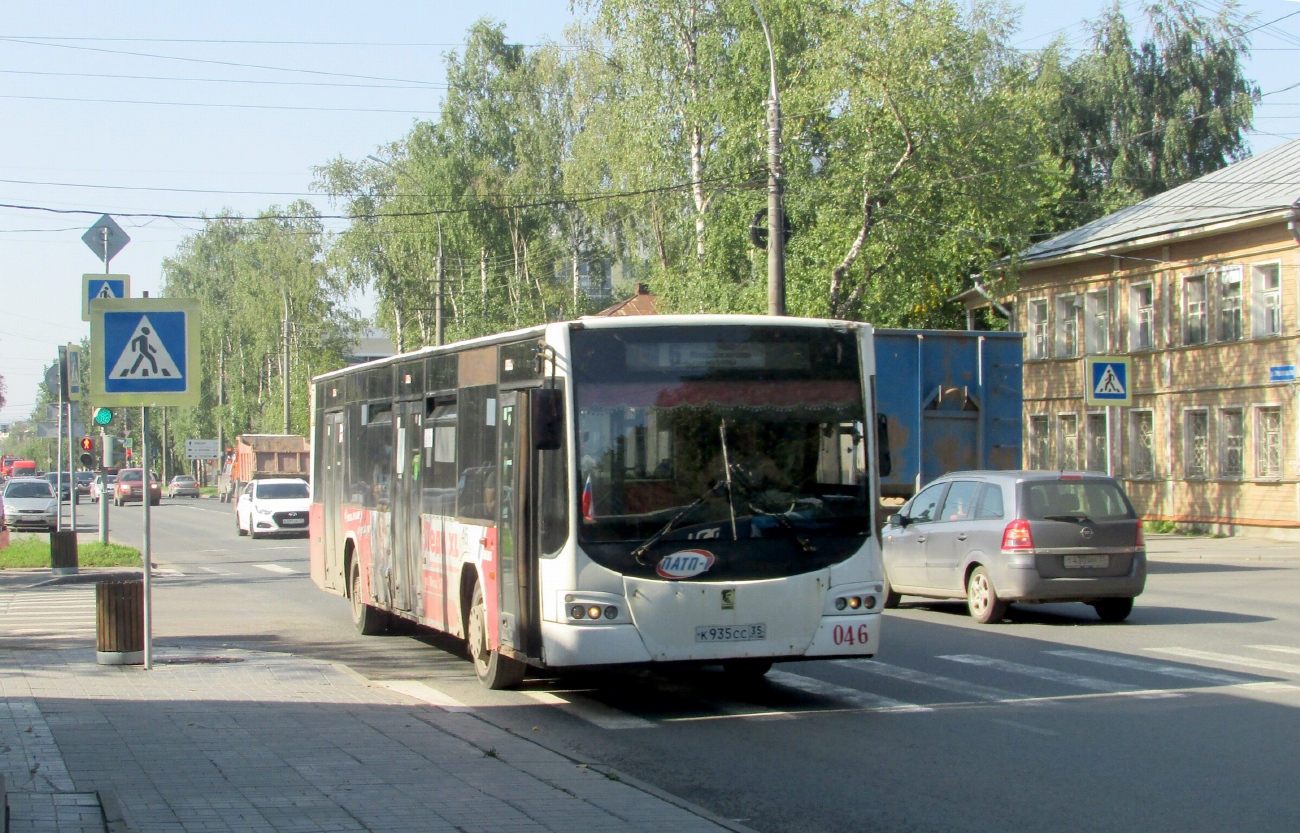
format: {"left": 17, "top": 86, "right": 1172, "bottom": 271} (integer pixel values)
{"left": 1269, "top": 365, "right": 1296, "bottom": 383}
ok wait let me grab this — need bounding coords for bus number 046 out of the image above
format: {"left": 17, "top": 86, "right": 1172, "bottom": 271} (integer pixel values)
{"left": 832, "top": 623, "right": 870, "bottom": 646}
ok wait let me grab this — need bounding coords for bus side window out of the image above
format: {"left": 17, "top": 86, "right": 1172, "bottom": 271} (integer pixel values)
{"left": 538, "top": 384, "right": 568, "bottom": 557}
{"left": 424, "top": 398, "right": 458, "bottom": 516}
{"left": 456, "top": 385, "right": 497, "bottom": 522}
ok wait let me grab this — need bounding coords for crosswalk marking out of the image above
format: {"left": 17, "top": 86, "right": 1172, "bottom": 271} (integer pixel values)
{"left": 766, "top": 669, "right": 932, "bottom": 713}
{"left": 1249, "top": 645, "right": 1300, "bottom": 657}
{"left": 520, "top": 689, "right": 657, "bottom": 729}
{"left": 1046, "top": 650, "right": 1254, "bottom": 686}
{"left": 381, "top": 680, "right": 473, "bottom": 712}
{"left": 252, "top": 563, "right": 296, "bottom": 574}
{"left": 938, "top": 654, "right": 1178, "bottom": 697}
{"left": 0, "top": 588, "right": 96, "bottom": 638}
{"left": 1148, "top": 647, "right": 1300, "bottom": 676}
{"left": 835, "top": 659, "right": 1029, "bottom": 704}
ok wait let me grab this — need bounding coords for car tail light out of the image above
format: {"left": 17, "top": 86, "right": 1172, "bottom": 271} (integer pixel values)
{"left": 1135, "top": 520, "right": 1145, "bottom": 548}
{"left": 1001, "top": 519, "right": 1034, "bottom": 552}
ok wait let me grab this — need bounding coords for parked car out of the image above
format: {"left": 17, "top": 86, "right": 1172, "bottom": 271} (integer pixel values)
{"left": 3, "top": 477, "right": 58, "bottom": 531}
{"left": 167, "top": 475, "right": 201, "bottom": 498}
{"left": 43, "top": 471, "right": 76, "bottom": 504}
{"left": 882, "top": 471, "right": 1146, "bottom": 623}
{"left": 236, "top": 478, "right": 310, "bottom": 539}
{"left": 90, "top": 474, "right": 118, "bottom": 503}
{"left": 113, "top": 468, "right": 161, "bottom": 506}
{"left": 74, "top": 471, "right": 94, "bottom": 499}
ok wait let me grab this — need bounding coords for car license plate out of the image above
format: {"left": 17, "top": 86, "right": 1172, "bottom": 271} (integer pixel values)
{"left": 282, "top": 518, "right": 305, "bottom": 525}
{"left": 1064, "top": 554, "right": 1108, "bottom": 569}
{"left": 695, "top": 623, "right": 766, "bottom": 643}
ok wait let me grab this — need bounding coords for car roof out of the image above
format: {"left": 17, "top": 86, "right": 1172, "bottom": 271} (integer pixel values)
{"left": 931, "top": 470, "right": 1120, "bottom": 484}
{"left": 7, "top": 477, "right": 48, "bottom": 483}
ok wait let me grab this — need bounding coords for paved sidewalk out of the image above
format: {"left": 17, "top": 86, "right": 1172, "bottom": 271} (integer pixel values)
{"left": 1144, "top": 532, "right": 1300, "bottom": 561}
{"left": 0, "top": 643, "right": 740, "bottom": 833}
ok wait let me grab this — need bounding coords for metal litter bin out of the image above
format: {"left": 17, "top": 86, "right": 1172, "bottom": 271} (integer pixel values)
{"left": 50, "top": 530, "right": 78, "bottom": 576}
{"left": 96, "top": 580, "right": 144, "bottom": 665}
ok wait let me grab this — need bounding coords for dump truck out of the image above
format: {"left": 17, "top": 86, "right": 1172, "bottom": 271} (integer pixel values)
{"left": 218, "top": 434, "right": 310, "bottom": 502}
{"left": 875, "top": 329, "right": 1023, "bottom": 501}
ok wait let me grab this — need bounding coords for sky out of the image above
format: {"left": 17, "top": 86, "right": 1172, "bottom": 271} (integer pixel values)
{"left": 2, "top": 0, "right": 1299, "bottom": 426}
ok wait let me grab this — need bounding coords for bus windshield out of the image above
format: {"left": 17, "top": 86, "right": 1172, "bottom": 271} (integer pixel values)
{"left": 572, "top": 325, "right": 870, "bottom": 580}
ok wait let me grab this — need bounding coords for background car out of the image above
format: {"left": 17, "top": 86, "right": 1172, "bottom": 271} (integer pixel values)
{"left": 43, "top": 471, "right": 76, "bottom": 504}
{"left": 882, "top": 470, "right": 1146, "bottom": 623}
{"left": 90, "top": 474, "right": 118, "bottom": 503}
{"left": 3, "top": 477, "right": 58, "bottom": 531}
{"left": 236, "top": 478, "right": 310, "bottom": 539}
{"left": 74, "top": 471, "right": 94, "bottom": 499}
{"left": 167, "top": 475, "right": 200, "bottom": 498}
{"left": 113, "top": 468, "right": 161, "bottom": 506}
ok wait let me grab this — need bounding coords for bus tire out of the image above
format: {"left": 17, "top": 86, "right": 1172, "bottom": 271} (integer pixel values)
{"left": 350, "top": 561, "right": 388, "bottom": 635}
{"left": 467, "top": 582, "right": 525, "bottom": 690}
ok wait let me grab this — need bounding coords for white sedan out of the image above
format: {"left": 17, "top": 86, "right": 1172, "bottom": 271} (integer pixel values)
{"left": 235, "top": 478, "right": 310, "bottom": 539}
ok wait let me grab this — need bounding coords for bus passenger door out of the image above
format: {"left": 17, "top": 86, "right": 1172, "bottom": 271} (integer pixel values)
{"left": 322, "top": 411, "right": 346, "bottom": 591}
{"left": 497, "top": 392, "right": 539, "bottom": 659}
{"left": 390, "top": 402, "right": 421, "bottom": 612}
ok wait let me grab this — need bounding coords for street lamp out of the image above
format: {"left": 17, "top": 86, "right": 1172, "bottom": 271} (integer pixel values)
{"left": 752, "top": 0, "right": 786, "bottom": 317}
{"left": 367, "top": 154, "right": 446, "bottom": 346}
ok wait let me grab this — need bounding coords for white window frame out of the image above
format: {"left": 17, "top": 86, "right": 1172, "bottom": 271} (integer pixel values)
{"left": 1057, "top": 412, "right": 1080, "bottom": 471}
{"left": 1029, "top": 414, "right": 1051, "bottom": 469}
{"left": 1183, "top": 274, "right": 1208, "bottom": 346}
{"left": 1255, "top": 405, "right": 1283, "bottom": 479}
{"left": 1251, "top": 261, "right": 1282, "bottom": 338}
{"left": 1129, "top": 281, "right": 1154, "bottom": 351}
{"left": 1218, "top": 407, "right": 1245, "bottom": 480}
{"left": 1056, "top": 294, "right": 1081, "bottom": 358}
{"left": 1218, "top": 266, "right": 1244, "bottom": 342}
{"left": 1129, "top": 409, "right": 1155, "bottom": 479}
{"left": 1085, "top": 289, "right": 1110, "bottom": 354}
{"left": 1028, "top": 298, "right": 1050, "bottom": 360}
{"left": 1183, "top": 408, "right": 1209, "bottom": 480}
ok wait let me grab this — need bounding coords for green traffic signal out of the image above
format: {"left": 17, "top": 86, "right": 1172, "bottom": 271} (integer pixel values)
{"left": 93, "top": 407, "right": 113, "bottom": 426}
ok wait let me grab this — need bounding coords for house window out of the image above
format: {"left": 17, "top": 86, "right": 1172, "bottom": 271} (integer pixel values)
{"left": 1219, "top": 267, "right": 1243, "bottom": 342}
{"left": 1086, "top": 413, "right": 1108, "bottom": 472}
{"left": 1183, "top": 275, "right": 1207, "bottom": 345}
{"left": 1256, "top": 406, "right": 1282, "bottom": 478}
{"left": 1130, "top": 283, "right": 1154, "bottom": 350}
{"left": 1029, "top": 415, "right": 1051, "bottom": 468}
{"left": 1184, "top": 411, "right": 1208, "bottom": 479}
{"left": 1130, "top": 410, "right": 1155, "bottom": 477}
{"left": 1057, "top": 413, "right": 1079, "bottom": 470}
{"left": 1085, "top": 290, "right": 1109, "bottom": 354}
{"left": 1056, "top": 295, "right": 1081, "bottom": 358}
{"left": 1029, "top": 299, "right": 1049, "bottom": 359}
{"left": 1252, "top": 263, "right": 1282, "bottom": 338}
{"left": 1219, "top": 408, "right": 1244, "bottom": 479}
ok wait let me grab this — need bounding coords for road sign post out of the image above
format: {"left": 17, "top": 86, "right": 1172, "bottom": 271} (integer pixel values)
{"left": 1084, "top": 356, "right": 1132, "bottom": 478}
{"left": 90, "top": 297, "right": 201, "bottom": 671}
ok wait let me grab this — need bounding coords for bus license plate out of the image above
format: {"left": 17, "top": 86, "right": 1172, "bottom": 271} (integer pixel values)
{"left": 696, "top": 624, "right": 766, "bottom": 643}
{"left": 1064, "top": 554, "right": 1108, "bottom": 569}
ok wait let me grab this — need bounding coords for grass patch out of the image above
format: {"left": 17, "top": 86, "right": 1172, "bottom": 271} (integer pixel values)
{"left": 1, "top": 534, "right": 141, "bottom": 569}
{"left": 1144, "top": 519, "right": 1180, "bottom": 534}
{"left": 199, "top": 486, "right": 219, "bottom": 498}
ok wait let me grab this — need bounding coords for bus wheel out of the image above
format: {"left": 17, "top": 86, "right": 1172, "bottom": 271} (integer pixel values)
{"left": 722, "top": 659, "right": 773, "bottom": 681}
{"left": 350, "top": 562, "right": 388, "bottom": 636}
{"left": 467, "top": 582, "right": 525, "bottom": 690}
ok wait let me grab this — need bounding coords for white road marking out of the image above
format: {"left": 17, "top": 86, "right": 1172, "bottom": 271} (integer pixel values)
{"left": 836, "top": 659, "right": 1030, "bottom": 704}
{"left": 939, "top": 654, "right": 1179, "bottom": 698}
{"left": 1047, "top": 650, "right": 1254, "bottom": 686}
{"left": 1249, "top": 645, "right": 1300, "bottom": 657}
{"left": 520, "top": 689, "right": 656, "bottom": 730}
{"left": 989, "top": 718, "right": 1058, "bottom": 736}
{"left": 766, "top": 669, "right": 932, "bottom": 713}
{"left": 0, "top": 588, "right": 96, "bottom": 637}
{"left": 252, "top": 563, "right": 296, "bottom": 574}
{"left": 1148, "top": 647, "right": 1300, "bottom": 676}
{"left": 381, "top": 680, "right": 473, "bottom": 712}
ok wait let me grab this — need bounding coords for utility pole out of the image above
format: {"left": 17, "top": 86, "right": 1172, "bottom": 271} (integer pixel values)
{"left": 753, "top": 0, "right": 786, "bottom": 316}
{"left": 281, "top": 285, "right": 290, "bottom": 433}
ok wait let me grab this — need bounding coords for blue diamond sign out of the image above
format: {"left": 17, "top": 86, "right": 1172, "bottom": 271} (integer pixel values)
{"left": 90, "top": 298, "right": 200, "bottom": 406}
{"left": 1085, "top": 355, "right": 1131, "bottom": 406}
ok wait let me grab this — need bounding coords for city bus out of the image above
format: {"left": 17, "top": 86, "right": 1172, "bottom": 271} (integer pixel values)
{"left": 309, "top": 315, "right": 887, "bottom": 688}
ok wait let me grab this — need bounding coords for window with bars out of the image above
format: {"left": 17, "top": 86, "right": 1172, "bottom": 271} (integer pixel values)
{"left": 1219, "top": 268, "right": 1243, "bottom": 342}
{"left": 1056, "top": 296, "right": 1080, "bottom": 358}
{"left": 1029, "top": 415, "right": 1051, "bottom": 469}
{"left": 1086, "top": 413, "right": 1108, "bottom": 472}
{"left": 1086, "top": 291, "right": 1109, "bottom": 354}
{"left": 1252, "top": 264, "right": 1282, "bottom": 338}
{"left": 1130, "top": 411, "right": 1155, "bottom": 478}
{"left": 1256, "top": 407, "right": 1282, "bottom": 478}
{"left": 1130, "top": 283, "right": 1154, "bottom": 350}
{"left": 1184, "top": 411, "right": 1208, "bottom": 479}
{"left": 1029, "top": 299, "right": 1049, "bottom": 359}
{"left": 1057, "top": 413, "right": 1079, "bottom": 470}
{"left": 1219, "top": 408, "right": 1244, "bottom": 479}
{"left": 1183, "top": 276, "right": 1208, "bottom": 345}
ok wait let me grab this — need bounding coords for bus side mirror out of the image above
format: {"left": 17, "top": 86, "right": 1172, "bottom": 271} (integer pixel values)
{"left": 876, "top": 413, "right": 892, "bottom": 477}
{"left": 531, "top": 389, "right": 563, "bottom": 451}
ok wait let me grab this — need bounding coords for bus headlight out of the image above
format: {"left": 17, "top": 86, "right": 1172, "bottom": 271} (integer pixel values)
{"left": 559, "top": 591, "right": 629, "bottom": 624}
{"left": 828, "top": 585, "right": 883, "bottom": 615}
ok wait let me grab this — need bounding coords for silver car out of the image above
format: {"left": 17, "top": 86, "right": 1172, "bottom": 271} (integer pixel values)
{"left": 3, "top": 477, "right": 58, "bottom": 531}
{"left": 882, "top": 471, "right": 1146, "bottom": 623}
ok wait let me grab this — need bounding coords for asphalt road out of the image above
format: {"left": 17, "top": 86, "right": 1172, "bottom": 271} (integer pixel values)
{"left": 91, "top": 500, "right": 1300, "bottom": 833}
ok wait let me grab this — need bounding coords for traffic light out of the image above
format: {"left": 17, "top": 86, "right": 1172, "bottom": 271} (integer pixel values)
{"left": 93, "top": 407, "right": 113, "bottom": 426}
{"left": 124, "top": 447, "right": 133, "bottom": 461}
{"left": 79, "top": 437, "right": 94, "bottom": 468}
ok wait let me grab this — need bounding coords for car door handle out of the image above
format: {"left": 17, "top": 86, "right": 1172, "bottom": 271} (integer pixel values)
{"left": 916, "top": 536, "right": 926, "bottom": 543}
{"left": 957, "top": 533, "right": 967, "bottom": 540}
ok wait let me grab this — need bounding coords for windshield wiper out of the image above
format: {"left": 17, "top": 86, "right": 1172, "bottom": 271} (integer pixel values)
{"left": 632, "top": 479, "right": 729, "bottom": 566}
{"left": 725, "top": 467, "right": 817, "bottom": 554}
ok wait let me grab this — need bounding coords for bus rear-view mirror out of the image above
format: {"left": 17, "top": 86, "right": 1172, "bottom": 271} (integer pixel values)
{"left": 531, "top": 389, "right": 563, "bottom": 451}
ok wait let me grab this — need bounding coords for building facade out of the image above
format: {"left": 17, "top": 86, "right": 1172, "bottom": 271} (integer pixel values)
{"left": 1008, "top": 139, "right": 1300, "bottom": 536}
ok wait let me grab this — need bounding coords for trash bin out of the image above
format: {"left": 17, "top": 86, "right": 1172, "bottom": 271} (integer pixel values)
{"left": 96, "top": 580, "right": 144, "bottom": 666}
{"left": 50, "top": 530, "right": 78, "bottom": 576}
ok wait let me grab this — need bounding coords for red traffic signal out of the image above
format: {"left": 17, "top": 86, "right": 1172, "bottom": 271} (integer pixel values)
{"left": 80, "top": 437, "right": 93, "bottom": 452}
{"left": 124, "top": 448, "right": 133, "bottom": 460}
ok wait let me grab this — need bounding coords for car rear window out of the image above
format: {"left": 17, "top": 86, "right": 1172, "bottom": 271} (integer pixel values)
{"left": 1020, "top": 480, "right": 1135, "bottom": 521}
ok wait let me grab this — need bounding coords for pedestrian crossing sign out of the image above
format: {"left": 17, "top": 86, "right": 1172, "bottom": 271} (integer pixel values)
{"left": 1085, "top": 355, "right": 1131, "bottom": 406}
{"left": 90, "top": 298, "right": 200, "bottom": 406}
{"left": 81, "top": 273, "right": 130, "bottom": 321}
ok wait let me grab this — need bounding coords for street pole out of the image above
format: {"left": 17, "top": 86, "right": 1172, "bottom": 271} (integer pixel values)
{"left": 98, "top": 427, "right": 109, "bottom": 545}
{"left": 282, "top": 285, "right": 291, "bottom": 433}
{"left": 56, "top": 386, "right": 64, "bottom": 532}
{"left": 753, "top": 0, "right": 786, "bottom": 317}
{"left": 141, "top": 406, "right": 153, "bottom": 670}
{"left": 68, "top": 402, "right": 76, "bottom": 534}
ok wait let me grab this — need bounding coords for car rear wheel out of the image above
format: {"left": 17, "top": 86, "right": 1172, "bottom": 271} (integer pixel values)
{"left": 967, "top": 566, "right": 1009, "bottom": 624}
{"left": 467, "top": 582, "right": 526, "bottom": 689}
{"left": 1091, "top": 597, "right": 1134, "bottom": 623}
